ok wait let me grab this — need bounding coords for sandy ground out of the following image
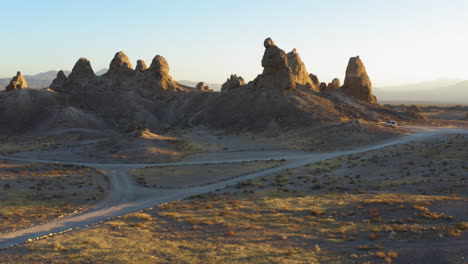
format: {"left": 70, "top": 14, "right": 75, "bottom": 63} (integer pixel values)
{"left": 2, "top": 130, "right": 464, "bottom": 263}
{"left": 0, "top": 125, "right": 466, "bottom": 263}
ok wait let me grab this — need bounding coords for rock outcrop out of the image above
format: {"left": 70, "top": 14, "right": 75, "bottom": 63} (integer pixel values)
{"left": 136, "top": 60, "right": 148, "bottom": 72}
{"left": 5, "top": 71, "right": 28, "bottom": 91}
{"left": 50, "top": 70, "right": 67, "bottom": 90}
{"left": 221, "top": 74, "right": 246, "bottom": 91}
{"left": 196, "top": 82, "right": 212, "bottom": 92}
{"left": 254, "top": 38, "right": 296, "bottom": 90}
{"left": 68, "top": 58, "right": 96, "bottom": 82}
{"left": 147, "top": 55, "right": 177, "bottom": 90}
{"left": 319, "top": 82, "right": 327, "bottom": 92}
{"left": 105, "top": 51, "right": 134, "bottom": 78}
{"left": 341, "top": 56, "right": 377, "bottom": 103}
{"left": 309, "top": 74, "right": 320, "bottom": 87}
{"left": 326, "top": 78, "right": 341, "bottom": 91}
{"left": 286, "top": 49, "right": 316, "bottom": 90}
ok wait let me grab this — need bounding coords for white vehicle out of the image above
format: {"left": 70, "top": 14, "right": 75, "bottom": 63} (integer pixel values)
{"left": 385, "top": 120, "right": 397, "bottom": 128}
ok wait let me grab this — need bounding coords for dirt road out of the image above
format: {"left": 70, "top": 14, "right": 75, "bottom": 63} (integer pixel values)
{"left": 0, "top": 126, "right": 466, "bottom": 249}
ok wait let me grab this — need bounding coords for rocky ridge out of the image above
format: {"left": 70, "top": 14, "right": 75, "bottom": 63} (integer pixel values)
{"left": 0, "top": 38, "right": 401, "bottom": 134}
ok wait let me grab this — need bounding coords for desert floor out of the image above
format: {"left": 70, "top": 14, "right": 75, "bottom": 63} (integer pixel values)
{"left": 0, "top": 122, "right": 466, "bottom": 264}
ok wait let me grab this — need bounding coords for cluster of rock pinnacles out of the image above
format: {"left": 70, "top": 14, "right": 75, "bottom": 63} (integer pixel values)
{"left": 4, "top": 38, "right": 377, "bottom": 103}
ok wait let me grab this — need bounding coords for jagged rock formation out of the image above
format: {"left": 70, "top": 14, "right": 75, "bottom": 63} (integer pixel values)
{"left": 253, "top": 38, "right": 296, "bottom": 90}
{"left": 286, "top": 49, "right": 316, "bottom": 90}
{"left": 325, "top": 78, "right": 341, "bottom": 91}
{"left": 319, "top": 82, "right": 327, "bottom": 92}
{"left": 221, "top": 74, "right": 246, "bottom": 92}
{"left": 0, "top": 39, "right": 409, "bottom": 134}
{"left": 105, "top": 51, "right": 134, "bottom": 78}
{"left": 50, "top": 70, "right": 67, "bottom": 90}
{"left": 195, "top": 82, "right": 212, "bottom": 92}
{"left": 196, "top": 82, "right": 205, "bottom": 90}
{"left": 136, "top": 60, "right": 148, "bottom": 72}
{"left": 68, "top": 58, "right": 96, "bottom": 82}
{"left": 146, "top": 55, "right": 179, "bottom": 91}
{"left": 341, "top": 56, "right": 377, "bottom": 103}
{"left": 309, "top": 74, "right": 320, "bottom": 87}
{"left": 5, "top": 72, "right": 28, "bottom": 91}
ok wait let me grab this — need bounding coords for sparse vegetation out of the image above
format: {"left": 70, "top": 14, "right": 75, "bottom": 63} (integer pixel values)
{"left": 0, "top": 161, "right": 108, "bottom": 233}
{"left": 0, "top": 133, "right": 466, "bottom": 263}
{"left": 130, "top": 160, "right": 283, "bottom": 188}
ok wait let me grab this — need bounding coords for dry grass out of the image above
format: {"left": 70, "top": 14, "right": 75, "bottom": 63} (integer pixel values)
{"left": 131, "top": 160, "right": 283, "bottom": 188}
{"left": 1, "top": 133, "right": 466, "bottom": 263}
{"left": 0, "top": 136, "right": 56, "bottom": 154}
{"left": 0, "top": 161, "right": 109, "bottom": 233}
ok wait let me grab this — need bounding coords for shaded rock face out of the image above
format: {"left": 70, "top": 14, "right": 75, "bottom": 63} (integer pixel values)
{"left": 147, "top": 55, "right": 177, "bottom": 90}
{"left": 196, "top": 82, "right": 212, "bottom": 92}
{"left": 326, "top": 78, "right": 341, "bottom": 91}
{"left": 196, "top": 82, "right": 205, "bottom": 90}
{"left": 106, "top": 51, "right": 134, "bottom": 77}
{"left": 341, "top": 56, "right": 377, "bottom": 103}
{"left": 286, "top": 49, "right": 316, "bottom": 90}
{"left": 50, "top": 70, "right": 67, "bottom": 91}
{"left": 264, "top": 37, "right": 276, "bottom": 48}
{"left": 319, "top": 82, "right": 327, "bottom": 92}
{"left": 135, "top": 60, "right": 148, "bottom": 72}
{"left": 221, "top": 74, "right": 246, "bottom": 92}
{"left": 310, "top": 74, "right": 320, "bottom": 87}
{"left": 254, "top": 38, "right": 296, "bottom": 90}
{"left": 464, "top": 113, "right": 468, "bottom": 120}
{"left": 68, "top": 58, "right": 95, "bottom": 82}
{"left": 5, "top": 71, "right": 28, "bottom": 91}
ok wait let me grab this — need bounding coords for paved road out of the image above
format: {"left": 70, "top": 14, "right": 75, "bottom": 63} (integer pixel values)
{"left": 0, "top": 127, "right": 466, "bottom": 249}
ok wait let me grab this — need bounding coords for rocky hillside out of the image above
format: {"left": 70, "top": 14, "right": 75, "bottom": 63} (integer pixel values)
{"left": 0, "top": 38, "right": 406, "bottom": 134}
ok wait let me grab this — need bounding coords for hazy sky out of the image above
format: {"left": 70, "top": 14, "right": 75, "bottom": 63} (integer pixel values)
{"left": 1, "top": 0, "right": 467, "bottom": 86}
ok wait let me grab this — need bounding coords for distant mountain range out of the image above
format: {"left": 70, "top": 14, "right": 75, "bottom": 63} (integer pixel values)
{"left": 375, "top": 79, "right": 468, "bottom": 104}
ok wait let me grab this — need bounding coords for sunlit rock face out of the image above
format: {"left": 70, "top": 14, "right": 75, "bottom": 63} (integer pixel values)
{"left": 135, "top": 60, "right": 148, "bottom": 72}
{"left": 286, "top": 48, "right": 316, "bottom": 90}
{"left": 221, "top": 74, "right": 246, "bottom": 92}
{"left": 5, "top": 71, "right": 28, "bottom": 91}
{"left": 254, "top": 38, "right": 297, "bottom": 90}
{"left": 341, "top": 56, "right": 377, "bottom": 103}
{"left": 105, "top": 51, "right": 134, "bottom": 78}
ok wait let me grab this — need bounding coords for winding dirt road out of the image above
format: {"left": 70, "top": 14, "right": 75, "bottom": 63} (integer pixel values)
{"left": 1, "top": 127, "right": 466, "bottom": 249}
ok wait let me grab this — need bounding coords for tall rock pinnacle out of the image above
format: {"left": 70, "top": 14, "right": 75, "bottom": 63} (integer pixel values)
{"left": 50, "top": 70, "right": 67, "bottom": 91}
{"left": 5, "top": 71, "right": 28, "bottom": 91}
{"left": 106, "top": 51, "right": 134, "bottom": 77}
{"left": 286, "top": 48, "right": 316, "bottom": 90}
{"left": 341, "top": 56, "right": 377, "bottom": 103}
{"left": 68, "top": 58, "right": 96, "bottom": 81}
{"left": 136, "top": 59, "right": 148, "bottom": 72}
{"left": 255, "top": 38, "right": 296, "bottom": 90}
{"left": 147, "top": 55, "right": 177, "bottom": 90}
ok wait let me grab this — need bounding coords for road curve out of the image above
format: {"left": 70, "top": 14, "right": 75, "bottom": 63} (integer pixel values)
{"left": 0, "top": 127, "right": 466, "bottom": 249}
